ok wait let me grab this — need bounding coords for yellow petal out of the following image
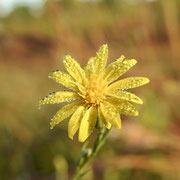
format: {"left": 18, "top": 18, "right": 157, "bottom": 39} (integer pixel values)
{"left": 50, "top": 101, "right": 81, "bottom": 129}
{"left": 94, "top": 44, "right": 108, "bottom": 73}
{"left": 85, "top": 44, "right": 108, "bottom": 78}
{"left": 68, "top": 105, "right": 85, "bottom": 140}
{"left": 39, "top": 92, "right": 78, "bottom": 108}
{"left": 108, "top": 90, "right": 143, "bottom": 104}
{"left": 48, "top": 71, "right": 77, "bottom": 91}
{"left": 63, "top": 55, "right": 85, "bottom": 84}
{"left": 78, "top": 106, "right": 97, "bottom": 142}
{"left": 98, "top": 106, "right": 111, "bottom": 129}
{"left": 100, "top": 102, "right": 121, "bottom": 129}
{"left": 108, "top": 77, "right": 150, "bottom": 91}
{"left": 84, "top": 57, "right": 95, "bottom": 79}
{"left": 106, "top": 97, "right": 139, "bottom": 116}
{"left": 104, "top": 56, "right": 137, "bottom": 83}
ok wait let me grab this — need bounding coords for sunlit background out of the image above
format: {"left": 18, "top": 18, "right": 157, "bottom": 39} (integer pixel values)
{"left": 1, "top": 0, "right": 180, "bottom": 179}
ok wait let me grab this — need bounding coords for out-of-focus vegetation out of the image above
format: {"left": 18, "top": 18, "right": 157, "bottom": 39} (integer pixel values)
{"left": 0, "top": 0, "right": 180, "bottom": 179}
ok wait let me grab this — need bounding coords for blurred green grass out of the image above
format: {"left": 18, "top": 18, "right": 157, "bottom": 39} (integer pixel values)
{"left": 0, "top": 0, "right": 180, "bottom": 179}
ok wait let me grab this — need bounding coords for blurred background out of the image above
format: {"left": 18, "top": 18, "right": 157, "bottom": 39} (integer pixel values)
{"left": 1, "top": 0, "right": 180, "bottom": 179}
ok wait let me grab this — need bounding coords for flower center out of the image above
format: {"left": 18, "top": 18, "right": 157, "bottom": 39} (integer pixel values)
{"left": 78, "top": 77, "right": 107, "bottom": 106}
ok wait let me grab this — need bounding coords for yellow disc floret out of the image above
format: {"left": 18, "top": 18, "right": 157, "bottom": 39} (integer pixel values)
{"left": 78, "top": 75, "right": 108, "bottom": 107}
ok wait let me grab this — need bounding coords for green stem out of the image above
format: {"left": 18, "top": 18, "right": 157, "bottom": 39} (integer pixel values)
{"left": 72, "top": 117, "right": 110, "bottom": 180}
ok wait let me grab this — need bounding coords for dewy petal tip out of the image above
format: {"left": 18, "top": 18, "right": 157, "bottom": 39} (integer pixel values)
{"left": 146, "top": 77, "right": 150, "bottom": 83}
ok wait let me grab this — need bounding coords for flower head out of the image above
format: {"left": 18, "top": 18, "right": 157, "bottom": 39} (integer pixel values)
{"left": 39, "top": 44, "right": 149, "bottom": 142}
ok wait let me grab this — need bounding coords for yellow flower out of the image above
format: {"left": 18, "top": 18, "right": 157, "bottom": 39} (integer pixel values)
{"left": 39, "top": 44, "right": 149, "bottom": 142}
